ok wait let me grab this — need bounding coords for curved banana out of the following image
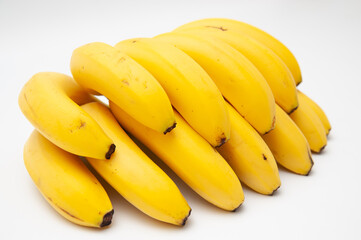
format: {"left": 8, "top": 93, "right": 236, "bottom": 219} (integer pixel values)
{"left": 262, "top": 105, "right": 313, "bottom": 175}
{"left": 70, "top": 42, "right": 175, "bottom": 134}
{"left": 290, "top": 91, "right": 327, "bottom": 153}
{"left": 154, "top": 32, "right": 276, "bottom": 135}
{"left": 18, "top": 72, "right": 115, "bottom": 159}
{"left": 175, "top": 18, "right": 302, "bottom": 85}
{"left": 298, "top": 91, "right": 331, "bottom": 135}
{"left": 24, "top": 130, "right": 114, "bottom": 228}
{"left": 172, "top": 27, "right": 298, "bottom": 114}
{"left": 81, "top": 102, "right": 191, "bottom": 226}
{"left": 114, "top": 38, "right": 230, "bottom": 147}
{"left": 110, "top": 102, "right": 244, "bottom": 211}
{"left": 218, "top": 102, "right": 281, "bottom": 195}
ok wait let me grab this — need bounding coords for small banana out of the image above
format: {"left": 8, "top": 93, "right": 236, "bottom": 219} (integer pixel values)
{"left": 154, "top": 32, "right": 276, "bottom": 135}
{"left": 262, "top": 105, "right": 313, "bottom": 175}
{"left": 70, "top": 42, "right": 175, "bottom": 134}
{"left": 290, "top": 91, "right": 327, "bottom": 153}
{"left": 110, "top": 102, "right": 244, "bottom": 211}
{"left": 175, "top": 18, "right": 302, "bottom": 85}
{"left": 24, "top": 130, "right": 114, "bottom": 228}
{"left": 114, "top": 38, "right": 230, "bottom": 147}
{"left": 81, "top": 102, "right": 191, "bottom": 226}
{"left": 298, "top": 91, "right": 331, "bottom": 135}
{"left": 218, "top": 102, "right": 281, "bottom": 195}
{"left": 172, "top": 27, "right": 298, "bottom": 114}
{"left": 18, "top": 72, "right": 115, "bottom": 159}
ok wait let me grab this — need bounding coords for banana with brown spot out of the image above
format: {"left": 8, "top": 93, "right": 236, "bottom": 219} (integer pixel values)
{"left": 218, "top": 102, "right": 281, "bottom": 195}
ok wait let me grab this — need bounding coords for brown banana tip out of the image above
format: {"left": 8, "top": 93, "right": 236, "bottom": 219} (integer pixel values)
{"left": 100, "top": 209, "right": 114, "bottom": 228}
{"left": 105, "top": 144, "right": 116, "bottom": 159}
{"left": 305, "top": 167, "right": 313, "bottom": 176}
{"left": 263, "top": 121, "right": 276, "bottom": 135}
{"left": 311, "top": 144, "right": 327, "bottom": 154}
{"left": 305, "top": 152, "right": 314, "bottom": 176}
{"left": 269, "top": 185, "right": 281, "bottom": 196}
{"left": 215, "top": 137, "right": 227, "bottom": 148}
{"left": 163, "top": 122, "right": 177, "bottom": 134}
{"left": 231, "top": 202, "right": 243, "bottom": 212}
{"left": 327, "top": 128, "right": 331, "bottom": 135}
{"left": 288, "top": 105, "right": 299, "bottom": 114}
{"left": 181, "top": 209, "right": 192, "bottom": 226}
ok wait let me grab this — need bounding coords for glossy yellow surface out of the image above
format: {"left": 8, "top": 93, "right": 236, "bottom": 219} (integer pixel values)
{"left": 262, "top": 105, "right": 314, "bottom": 175}
{"left": 172, "top": 27, "right": 298, "bottom": 114}
{"left": 82, "top": 102, "right": 191, "bottom": 226}
{"left": 115, "top": 38, "right": 230, "bottom": 147}
{"left": 175, "top": 18, "right": 302, "bottom": 85}
{"left": 111, "top": 102, "right": 244, "bottom": 211}
{"left": 70, "top": 42, "right": 175, "bottom": 133}
{"left": 155, "top": 32, "right": 276, "bottom": 134}
{"left": 219, "top": 103, "right": 281, "bottom": 195}
{"left": 290, "top": 92, "right": 327, "bottom": 153}
{"left": 24, "top": 130, "right": 113, "bottom": 228}
{"left": 298, "top": 91, "right": 331, "bottom": 135}
{"left": 18, "top": 72, "right": 114, "bottom": 159}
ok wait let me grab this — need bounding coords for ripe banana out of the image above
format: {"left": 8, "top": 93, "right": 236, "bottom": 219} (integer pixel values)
{"left": 70, "top": 42, "right": 175, "bottom": 134}
{"left": 81, "top": 102, "right": 191, "bottom": 226}
{"left": 218, "top": 102, "right": 281, "bottom": 195}
{"left": 154, "top": 32, "right": 276, "bottom": 135}
{"left": 172, "top": 27, "right": 298, "bottom": 114}
{"left": 24, "top": 130, "right": 114, "bottom": 228}
{"left": 110, "top": 102, "right": 244, "bottom": 211}
{"left": 114, "top": 38, "right": 230, "bottom": 147}
{"left": 290, "top": 91, "right": 327, "bottom": 153}
{"left": 18, "top": 72, "right": 115, "bottom": 159}
{"left": 262, "top": 105, "right": 313, "bottom": 175}
{"left": 174, "top": 18, "right": 302, "bottom": 85}
{"left": 298, "top": 91, "right": 331, "bottom": 135}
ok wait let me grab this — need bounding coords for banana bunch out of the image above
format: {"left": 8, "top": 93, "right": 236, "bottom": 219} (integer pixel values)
{"left": 18, "top": 18, "right": 331, "bottom": 228}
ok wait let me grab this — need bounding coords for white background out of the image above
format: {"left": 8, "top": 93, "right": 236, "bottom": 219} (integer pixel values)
{"left": 1, "top": 0, "right": 360, "bottom": 239}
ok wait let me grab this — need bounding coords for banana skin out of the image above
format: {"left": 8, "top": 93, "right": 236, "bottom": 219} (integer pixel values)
{"left": 70, "top": 42, "right": 176, "bottom": 134}
{"left": 18, "top": 72, "right": 115, "bottom": 159}
{"left": 82, "top": 102, "right": 191, "bottom": 226}
{"left": 115, "top": 38, "right": 230, "bottom": 147}
{"left": 110, "top": 101, "right": 244, "bottom": 211}
{"left": 24, "top": 130, "right": 114, "bottom": 228}
{"left": 175, "top": 18, "right": 303, "bottom": 86}
{"left": 155, "top": 31, "right": 276, "bottom": 135}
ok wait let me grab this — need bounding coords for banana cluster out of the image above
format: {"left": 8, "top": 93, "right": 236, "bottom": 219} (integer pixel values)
{"left": 19, "top": 18, "right": 331, "bottom": 228}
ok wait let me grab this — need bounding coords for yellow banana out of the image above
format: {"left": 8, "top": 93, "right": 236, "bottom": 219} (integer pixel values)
{"left": 262, "top": 105, "right": 313, "bottom": 175}
{"left": 70, "top": 42, "right": 175, "bottom": 134}
{"left": 110, "top": 102, "right": 244, "bottom": 211}
{"left": 175, "top": 18, "right": 302, "bottom": 85}
{"left": 218, "top": 102, "right": 281, "bottom": 195}
{"left": 154, "top": 32, "right": 276, "bottom": 135}
{"left": 290, "top": 91, "right": 327, "bottom": 153}
{"left": 298, "top": 91, "right": 331, "bottom": 135}
{"left": 81, "top": 102, "right": 191, "bottom": 226}
{"left": 24, "top": 130, "right": 114, "bottom": 228}
{"left": 172, "top": 27, "right": 298, "bottom": 114}
{"left": 114, "top": 38, "right": 230, "bottom": 147}
{"left": 18, "top": 72, "right": 115, "bottom": 159}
